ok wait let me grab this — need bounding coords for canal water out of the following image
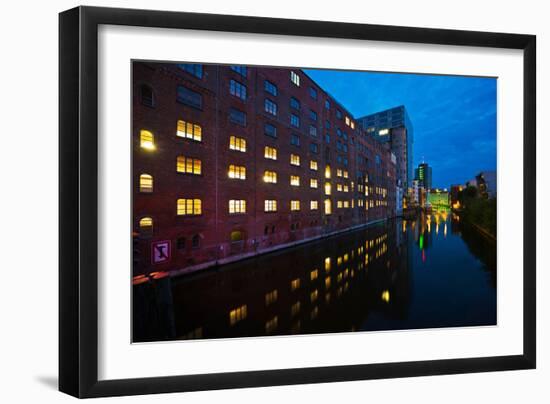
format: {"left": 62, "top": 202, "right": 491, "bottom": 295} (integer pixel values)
{"left": 133, "top": 211, "right": 496, "bottom": 342}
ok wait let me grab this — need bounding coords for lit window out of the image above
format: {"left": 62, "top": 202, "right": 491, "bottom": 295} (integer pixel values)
{"left": 343, "top": 170, "right": 349, "bottom": 178}
{"left": 264, "top": 200, "right": 277, "bottom": 212}
{"left": 229, "top": 79, "right": 247, "bottom": 100}
{"left": 265, "top": 290, "right": 278, "bottom": 306}
{"left": 290, "top": 70, "right": 300, "bottom": 86}
{"left": 310, "top": 269, "right": 319, "bottom": 281}
{"left": 139, "top": 174, "right": 153, "bottom": 193}
{"left": 229, "top": 304, "right": 247, "bottom": 325}
{"left": 343, "top": 185, "right": 349, "bottom": 193}
{"left": 230, "top": 230, "right": 244, "bottom": 242}
{"left": 324, "top": 198, "right": 332, "bottom": 215}
{"left": 177, "top": 198, "right": 202, "bottom": 215}
{"left": 176, "top": 120, "right": 202, "bottom": 141}
{"left": 290, "top": 154, "right": 300, "bottom": 166}
{"left": 264, "top": 146, "right": 277, "bottom": 160}
{"left": 324, "top": 257, "right": 331, "bottom": 271}
{"left": 176, "top": 156, "right": 201, "bottom": 175}
{"left": 337, "top": 200, "right": 343, "bottom": 208}
{"left": 291, "top": 301, "right": 301, "bottom": 316}
{"left": 310, "top": 289, "right": 318, "bottom": 303}
{"left": 310, "top": 160, "right": 318, "bottom": 171}
{"left": 345, "top": 116, "right": 350, "bottom": 126}
{"left": 290, "top": 175, "right": 300, "bottom": 187}
{"left": 310, "top": 179, "right": 318, "bottom": 189}
{"left": 351, "top": 121, "right": 355, "bottom": 129}
{"left": 379, "top": 128, "right": 389, "bottom": 136}
{"left": 229, "top": 199, "right": 246, "bottom": 214}
{"left": 139, "top": 217, "right": 153, "bottom": 231}
{"left": 325, "top": 276, "right": 331, "bottom": 289}
{"left": 229, "top": 135, "right": 246, "bottom": 152}
{"left": 337, "top": 184, "right": 343, "bottom": 192}
{"left": 291, "top": 278, "right": 301, "bottom": 291}
{"left": 228, "top": 164, "right": 246, "bottom": 180}
{"left": 265, "top": 316, "right": 278, "bottom": 333}
{"left": 263, "top": 171, "right": 277, "bottom": 183}
{"left": 140, "top": 130, "right": 155, "bottom": 150}
{"left": 290, "top": 200, "right": 300, "bottom": 211}
{"left": 337, "top": 169, "right": 343, "bottom": 177}
{"left": 343, "top": 200, "right": 350, "bottom": 208}
{"left": 310, "top": 200, "right": 319, "bottom": 210}
{"left": 325, "top": 182, "right": 331, "bottom": 195}
{"left": 325, "top": 165, "right": 331, "bottom": 179}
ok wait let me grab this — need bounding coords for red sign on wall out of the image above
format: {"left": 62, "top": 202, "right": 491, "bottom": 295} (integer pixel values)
{"left": 151, "top": 240, "right": 171, "bottom": 264}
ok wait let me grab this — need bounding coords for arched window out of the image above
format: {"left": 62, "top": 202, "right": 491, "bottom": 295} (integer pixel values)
{"left": 139, "top": 174, "right": 153, "bottom": 193}
{"left": 192, "top": 234, "right": 201, "bottom": 249}
{"left": 139, "top": 217, "right": 153, "bottom": 233}
{"left": 140, "top": 84, "right": 154, "bottom": 107}
{"left": 324, "top": 199, "right": 332, "bottom": 215}
{"left": 140, "top": 130, "right": 155, "bottom": 150}
{"left": 325, "top": 164, "right": 331, "bottom": 179}
{"left": 324, "top": 182, "right": 331, "bottom": 196}
{"left": 230, "top": 230, "right": 244, "bottom": 242}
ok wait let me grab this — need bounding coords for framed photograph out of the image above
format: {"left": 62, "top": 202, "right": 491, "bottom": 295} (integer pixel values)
{"left": 59, "top": 6, "right": 536, "bottom": 398}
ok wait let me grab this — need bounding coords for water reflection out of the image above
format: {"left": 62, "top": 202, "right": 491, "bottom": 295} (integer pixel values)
{"left": 133, "top": 211, "right": 497, "bottom": 342}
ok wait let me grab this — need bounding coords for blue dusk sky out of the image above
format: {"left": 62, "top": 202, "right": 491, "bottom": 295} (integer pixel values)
{"left": 303, "top": 69, "right": 497, "bottom": 188}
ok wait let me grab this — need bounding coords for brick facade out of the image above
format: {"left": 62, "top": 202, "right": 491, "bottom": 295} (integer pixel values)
{"left": 133, "top": 62, "right": 397, "bottom": 276}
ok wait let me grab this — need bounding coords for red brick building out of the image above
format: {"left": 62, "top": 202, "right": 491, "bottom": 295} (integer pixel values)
{"left": 133, "top": 62, "right": 396, "bottom": 276}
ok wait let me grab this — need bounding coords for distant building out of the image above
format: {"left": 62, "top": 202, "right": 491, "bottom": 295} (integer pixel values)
{"left": 414, "top": 162, "right": 432, "bottom": 190}
{"left": 450, "top": 184, "right": 465, "bottom": 209}
{"left": 476, "top": 171, "right": 497, "bottom": 198}
{"left": 465, "top": 171, "right": 497, "bottom": 199}
{"left": 357, "top": 105, "right": 414, "bottom": 188}
{"left": 411, "top": 179, "right": 420, "bottom": 205}
{"left": 428, "top": 189, "right": 450, "bottom": 208}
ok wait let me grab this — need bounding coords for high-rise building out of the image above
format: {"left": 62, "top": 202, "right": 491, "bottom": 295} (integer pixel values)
{"left": 414, "top": 162, "right": 432, "bottom": 190}
{"left": 357, "top": 105, "right": 414, "bottom": 188}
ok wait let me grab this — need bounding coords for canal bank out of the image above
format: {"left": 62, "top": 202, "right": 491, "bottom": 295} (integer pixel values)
{"left": 161, "top": 217, "right": 391, "bottom": 279}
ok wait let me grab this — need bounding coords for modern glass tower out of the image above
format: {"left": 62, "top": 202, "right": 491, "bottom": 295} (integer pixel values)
{"left": 414, "top": 162, "right": 432, "bottom": 190}
{"left": 357, "top": 105, "right": 414, "bottom": 188}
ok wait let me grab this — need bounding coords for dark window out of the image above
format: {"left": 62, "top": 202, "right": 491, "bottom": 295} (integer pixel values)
{"left": 265, "top": 123, "right": 277, "bottom": 138}
{"left": 177, "top": 64, "right": 203, "bottom": 78}
{"left": 325, "top": 99, "right": 330, "bottom": 109}
{"left": 177, "top": 85, "right": 202, "bottom": 109}
{"left": 290, "top": 134, "right": 300, "bottom": 147}
{"left": 309, "top": 125, "right": 317, "bottom": 137}
{"left": 192, "top": 234, "right": 201, "bottom": 249}
{"left": 325, "top": 146, "right": 330, "bottom": 160}
{"left": 376, "top": 154, "right": 381, "bottom": 165}
{"left": 140, "top": 84, "right": 154, "bottom": 107}
{"left": 229, "top": 79, "right": 247, "bottom": 100}
{"left": 310, "top": 143, "right": 319, "bottom": 154}
{"left": 231, "top": 65, "right": 247, "bottom": 77}
{"left": 264, "top": 226, "right": 269, "bottom": 235}
{"left": 336, "top": 128, "right": 342, "bottom": 137}
{"left": 309, "top": 110, "right": 317, "bottom": 121}
{"left": 343, "top": 132, "right": 348, "bottom": 141}
{"left": 176, "top": 237, "right": 186, "bottom": 251}
{"left": 264, "top": 80, "right": 278, "bottom": 96}
{"left": 290, "top": 97, "right": 300, "bottom": 110}
{"left": 343, "top": 144, "right": 348, "bottom": 152}
{"left": 324, "top": 120, "right": 330, "bottom": 129}
{"left": 271, "top": 225, "right": 275, "bottom": 233}
{"left": 336, "top": 109, "right": 343, "bottom": 119}
{"left": 309, "top": 87, "right": 317, "bottom": 99}
{"left": 337, "top": 155, "right": 342, "bottom": 164}
{"left": 264, "top": 99, "right": 277, "bottom": 116}
{"left": 343, "top": 157, "right": 348, "bottom": 166}
{"left": 337, "top": 140, "right": 342, "bottom": 151}
{"left": 290, "top": 114, "right": 300, "bottom": 128}
{"left": 325, "top": 134, "right": 330, "bottom": 143}
{"left": 229, "top": 108, "right": 246, "bottom": 126}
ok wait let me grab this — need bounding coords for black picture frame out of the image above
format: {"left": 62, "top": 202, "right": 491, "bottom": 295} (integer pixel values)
{"left": 59, "top": 5, "right": 536, "bottom": 398}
